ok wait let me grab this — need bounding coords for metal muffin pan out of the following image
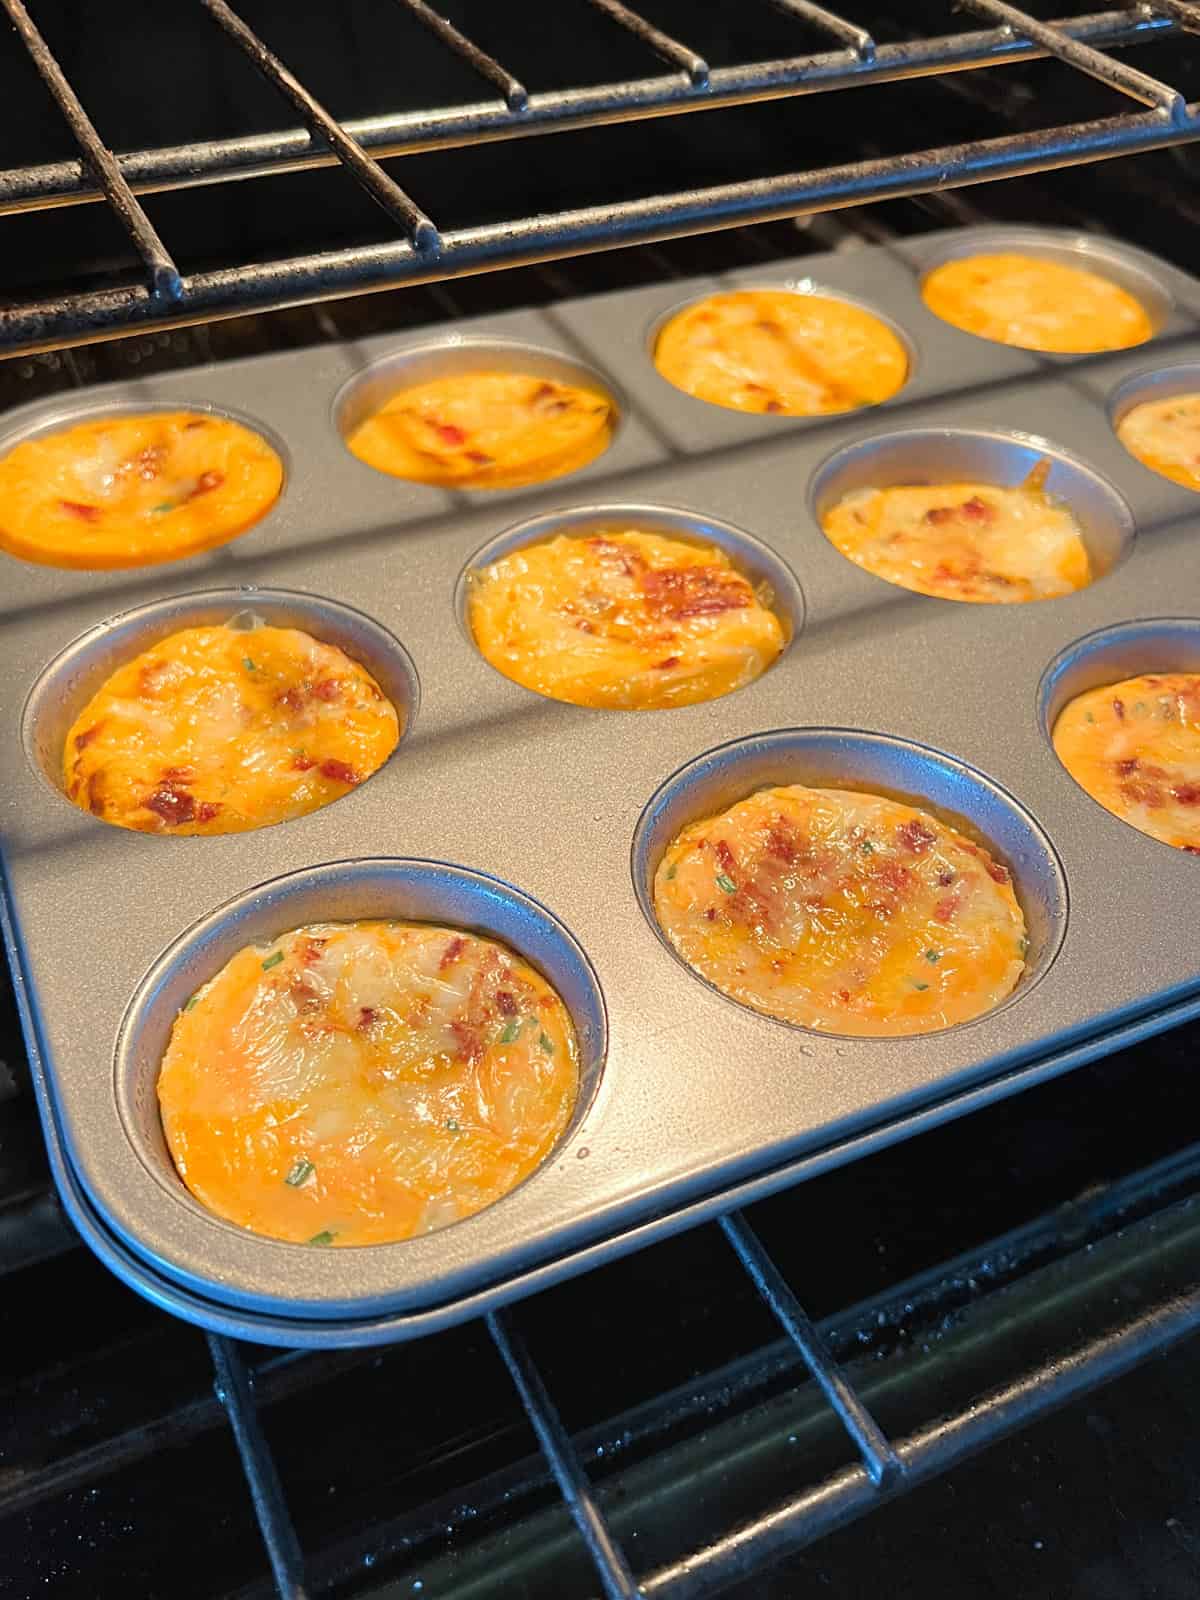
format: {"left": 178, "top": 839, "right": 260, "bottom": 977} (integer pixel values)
{"left": 4, "top": 226, "right": 1200, "bottom": 1342}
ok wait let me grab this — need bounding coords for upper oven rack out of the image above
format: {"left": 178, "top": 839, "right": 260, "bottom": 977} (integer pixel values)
{"left": 1, "top": 2, "right": 1199, "bottom": 356}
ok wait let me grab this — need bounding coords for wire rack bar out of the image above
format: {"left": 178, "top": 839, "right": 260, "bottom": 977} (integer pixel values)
{"left": 719, "top": 1212, "right": 901, "bottom": 1489}
{"left": 207, "top": 1334, "right": 310, "bottom": 1600}
{"left": 960, "top": 0, "right": 1184, "bottom": 113}
{"left": 5, "top": 95, "right": 1199, "bottom": 358}
{"left": 765, "top": 0, "right": 874, "bottom": 59}
{"left": 199, "top": 0, "right": 439, "bottom": 252}
{"left": 0, "top": 0, "right": 181, "bottom": 298}
{"left": 0, "top": 10, "right": 1173, "bottom": 217}
{"left": 487, "top": 1308, "right": 642, "bottom": 1600}
{"left": 586, "top": 0, "right": 709, "bottom": 86}
{"left": 390, "top": 0, "right": 528, "bottom": 112}
{"left": 1150, "top": 0, "right": 1200, "bottom": 30}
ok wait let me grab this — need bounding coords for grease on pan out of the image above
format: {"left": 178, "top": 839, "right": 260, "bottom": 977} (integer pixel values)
{"left": 921, "top": 253, "right": 1153, "bottom": 354}
{"left": 653, "top": 289, "right": 909, "bottom": 416}
{"left": 467, "top": 527, "right": 786, "bottom": 709}
{"left": 63, "top": 618, "right": 399, "bottom": 834}
{"left": 346, "top": 371, "right": 614, "bottom": 488}
{"left": 0, "top": 411, "right": 283, "bottom": 569}
{"left": 653, "top": 784, "right": 1026, "bottom": 1037}
{"left": 158, "top": 921, "right": 580, "bottom": 1246}
{"left": 1116, "top": 392, "right": 1200, "bottom": 491}
{"left": 1053, "top": 673, "right": 1200, "bottom": 853}
{"left": 820, "top": 457, "right": 1092, "bottom": 604}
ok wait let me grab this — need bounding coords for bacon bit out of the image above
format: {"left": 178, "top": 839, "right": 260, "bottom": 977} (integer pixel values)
{"left": 291, "top": 752, "right": 317, "bottom": 771}
{"left": 319, "top": 758, "right": 358, "bottom": 786}
{"left": 531, "top": 382, "right": 557, "bottom": 403}
{"left": 588, "top": 536, "right": 646, "bottom": 579}
{"left": 184, "top": 418, "right": 207, "bottom": 430}
{"left": 937, "top": 869, "right": 956, "bottom": 887}
{"left": 1172, "top": 783, "right": 1200, "bottom": 806}
{"left": 641, "top": 565, "right": 750, "bottom": 619}
{"left": 277, "top": 686, "right": 306, "bottom": 715}
{"left": 451, "top": 1019, "right": 484, "bottom": 1064}
{"left": 289, "top": 977, "right": 322, "bottom": 1013}
{"left": 465, "top": 450, "right": 494, "bottom": 465}
{"left": 924, "top": 505, "right": 955, "bottom": 525}
{"left": 433, "top": 422, "right": 467, "bottom": 447}
{"left": 986, "top": 858, "right": 1011, "bottom": 884}
{"left": 160, "top": 765, "right": 195, "bottom": 783}
{"left": 59, "top": 500, "right": 100, "bottom": 521}
{"left": 196, "top": 801, "right": 221, "bottom": 823}
{"left": 934, "top": 894, "right": 959, "bottom": 923}
{"left": 755, "top": 319, "right": 782, "bottom": 334}
{"left": 896, "top": 819, "right": 937, "bottom": 855}
{"left": 838, "top": 988, "right": 851, "bottom": 1004}
{"left": 764, "top": 399, "right": 784, "bottom": 414}
{"left": 1115, "top": 757, "right": 1140, "bottom": 777}
{"left": 575, "top": 619, "right": 596, "bottom": 634}
{"left": 300, "top": 937, "right": 327, "bottom": 965}
{"left": 73, "top": 722, "right": 105, "bottom": 751}
{"left": 187, "top": 470, "right": 224, "bottom": 499}
{"left": 1122, "top": 777, "right": 1166, "bottom": 807}
{"left": 439, "top": 936, "right": 467, "bottom": 971}
{"left": 655, "top": 656, "right": 681, "bottom": 670}
{"left": 311, "top": 678, "right": 341, "bottom": 703}
{"left": 715, "top": 840, "right": 738, "bottom": 876}
{"left": 1113, "top": 697, "right": 1126, "bottom": 720}
{"left": 495, "top": 989, "right": 517, "bottom": 1016}
{"left": 766, "top": 824, "right": 797, "bottom": 864}
{"left": 704, "top": 906, "right": 717, "bottom": 921}
{"left": 357, "top": 1006, "right": 378, "bottom": 1031}
{"left": 960, "top": 495, "right": 995, "bottom": 522}
{"left": 1183, "top": 844, "right": 1200, "bottom": 855}
{"left": 145, "top": 786, "right": 195, "bottom": 826}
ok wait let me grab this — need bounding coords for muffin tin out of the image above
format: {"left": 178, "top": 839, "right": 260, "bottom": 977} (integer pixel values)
{"left": 4, "top": 224, "right": 1200, "bottom": 1347}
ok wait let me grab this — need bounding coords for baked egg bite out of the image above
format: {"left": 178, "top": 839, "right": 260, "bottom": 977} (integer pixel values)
{"left": 653, "top": 289, "right": 909, "bottom": 416}
{"left": 1116, "top": 393, "right": 1200, "bottom": 491}
{"left": 0, "top": 411, "right": 283, "bottom": 569}
{"left": 63, "top": 619, "right": 399, "bottom": 834}
{"left": 820, "top": 458, "right": 1092, "bottom": 604}
{"left": 653, "top": 784, "right": 1026, "bottom": 1037}
{"left": 1052, "top": 673, "right": 1200, "bottom": 852}
{"left": 467, "top": 527, "right": 786, "bottom": 709}
{"left": 158, "top": 921, "right": 580, "bottom": 1246}
{"left": 346, "top": 370, "right": 613, "bottom": 488}
{"left": 921, "top": 253, "right": 1153, "bottom": 354}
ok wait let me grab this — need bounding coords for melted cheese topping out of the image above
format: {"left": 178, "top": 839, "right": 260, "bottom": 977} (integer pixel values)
{"left": 0, "top": 411, "right": 283, "bottom": 569}
{"left": 653, "top": 785, "right": 1026, "bottom": 1037}
{"left": 63, "top": 621, "right": 399, "bottom": 834}
{"left": 1052, "top": 673, "right": 1200, "bottom": 852}
{"left": 821, "top": 478, "right": 1091, "bottom": 604}
{"left": 653, "top": 289, "right": 909, "bottom": 415}
{"left": 1116, "top": 393, "right": 1200, "bottom": 491}
{"left": 346, "top": 371, "right": 613, "bottom": 489}
{"left": 468, "top": 529, "right": 786, "bottom": 709}
{"left": 921, "top": 253, "right": 1153, "bottom": 354}
{"left": 158, "top": 921, "right": 579, "bottom": 1246}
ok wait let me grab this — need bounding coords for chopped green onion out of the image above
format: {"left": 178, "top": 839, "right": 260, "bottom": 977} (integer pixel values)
{"left": 924, "top": 949, "right": 941, "bottom": 964}
{"left": 285, "top": 1157, "right": 314, "bottom": 1187}
{"left": 664, "top": 863, "right": 677, "bottom": 880}
{"left": 446, "top": 1119, "right": 460, "bottom": 1132}
{"left": 151, "top": 501, "right": 174, "bottom": 514}
{"left": 243, "top": 657, "right": 257, "bottom": 672}
{"left": 1019, "top": 934, "right": 1030, "bottom": 957}
{"left": 715, "top": 873, "right": 737, "bottom": 894}
{"left": 1134, "top": 701, "right": 1146, "bottom": 714}
{"left": 261, "top": 950, "right": 284, "bottom": 971}
{"left": 183, "top": 993, "right": 199, "bottom": 1012}
{"left": 308, "top": 1230, "right": 336, "bottom": 1246}
{"left": 499, "top": 1018, "right": 521, "bottom": 1044}
{"left": 1084, "top": 712, "right": 1095, "bottom": 724}
{"left": 912, "top": 981, "right": 929, "bottom": 992}
{"left": 539, "top": 1031, "right": 554, "bottom": 1054}
{"left": 860, "top": 840, "right": 875, "bottom": 855}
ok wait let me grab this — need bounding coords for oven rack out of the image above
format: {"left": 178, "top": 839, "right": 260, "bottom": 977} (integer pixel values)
{"left": 2, "top": 1, "right": 1200, "bottom": 356}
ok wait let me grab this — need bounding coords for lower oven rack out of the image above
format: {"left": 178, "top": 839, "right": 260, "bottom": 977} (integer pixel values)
{"left": 3, "top": 2, "right": 1200, "bottom": 354}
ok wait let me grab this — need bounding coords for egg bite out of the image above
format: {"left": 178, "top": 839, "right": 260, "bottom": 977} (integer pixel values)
{"left": 921, "top": 253, "right": 1153, "bottom": 354}
{"left": 158, "top": 921, "right": 580, "bottom": 1246}
{"left": 820, "top": 460, "right": 1091, "bottom": 604}
{"left": 63, "top": 620, "right": 399, "bottom": 834}
{"left": 653, "top": 288, "right": 909, "bottom": 416}
{"left": 1116, "top": 393, "right": 1200, "bottom": 491}
{"left": 653, "top": 784, "right": 1027, "bottom": 1037}
{"left": 345, "top": 370, "right": 613, "bottom": 488}
{"left": 467, "top": 527, "right": 786, "bottom": 709}
{"left": 1052, "top": 673, "right": 1200, "bottom": 852}
{"left": 0, "top": 411, "right": 283, "bottom": 569}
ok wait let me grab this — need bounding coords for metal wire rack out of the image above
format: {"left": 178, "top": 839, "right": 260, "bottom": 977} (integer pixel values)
{"left": 1, "top": 1, "right": 1200, "bottom": 355}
